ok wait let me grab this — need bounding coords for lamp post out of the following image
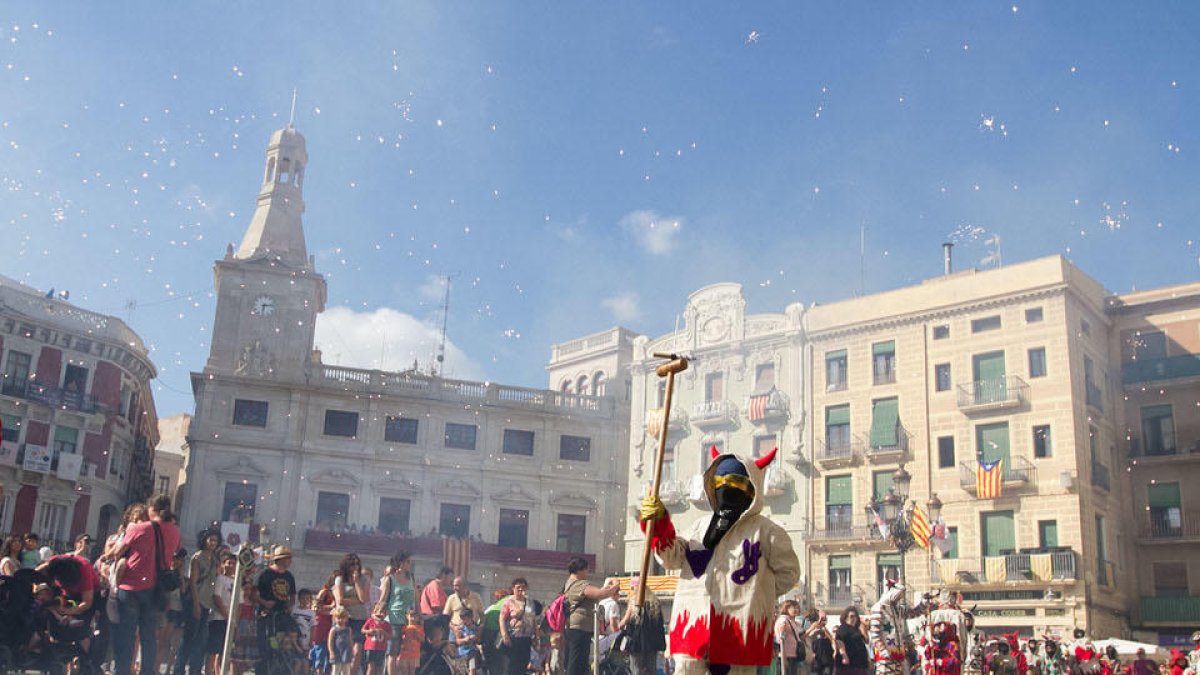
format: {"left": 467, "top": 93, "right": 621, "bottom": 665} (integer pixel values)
{"left": 865, "top": 464, "right": 930, "bottom": 554}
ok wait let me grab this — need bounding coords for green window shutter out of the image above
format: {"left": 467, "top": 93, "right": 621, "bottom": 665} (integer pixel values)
{"left": 54, "top": 426, "right": 78, "bottom": 445}
{"left": 1148, "top": 483, "right": 1182, "bottom": 508}
{"left": 829, "top": 555, "right": 851, "bottom": 570}
{"left": 872, "top": 340, "right": 896, "bottom": 356}
{"left": 825, "top": 405, "right": 850, "bottom": 427}
{"left": 976, "top": 423, "right": 1010, "bottom": 466}
{"left": 872, "top": 471, "right": 894, "bottom": 501}
{"left": 1038, "top": 521, "right": 1059, "bottom": 548}
{"left": 869, "top": 398, "right": 900, "bottom": 447}
{"left": 826, "top": 349, "right": 847, "bottom": 361}
{"left": 973, "top": 351, "right": 1007, "bottom": 382}
{"left": 877, "top": 553, "right": 902, "bottom": 567}
{"left": 826, "top": 476, "right": 853, "bottom": 506}
{"left": 981, "top": 511, "right": 1015, "bottom": 557}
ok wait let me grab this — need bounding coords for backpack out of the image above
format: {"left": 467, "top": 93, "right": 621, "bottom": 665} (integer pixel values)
{"left": 545, "top": 592, "right": 567, "bottom": 633}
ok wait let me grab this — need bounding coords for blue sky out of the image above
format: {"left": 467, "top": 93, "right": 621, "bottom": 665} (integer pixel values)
{"left": 3, "top": 2, "right": 1198, "bottom": 417}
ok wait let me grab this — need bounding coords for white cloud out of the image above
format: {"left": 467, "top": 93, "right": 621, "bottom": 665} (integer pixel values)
{"left": 314, "top": 306, "right": 484, "bottom": 381}
{"left": 602, "top": 292, "right": 642, "bottom": 322}
{"left": 619, "top": 209, "right": 683, "bottom": 255}
{"left": 417, "top": 275, "right": 448, "bottom": 303}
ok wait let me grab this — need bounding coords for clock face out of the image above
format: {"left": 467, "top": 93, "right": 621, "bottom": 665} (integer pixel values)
{"left": 252, "top": 295, "right": 276, "bottom": 316}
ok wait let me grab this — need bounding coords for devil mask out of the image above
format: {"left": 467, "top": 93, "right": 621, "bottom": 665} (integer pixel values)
{"left": 702, "top": 457, "right": 755, "bottom": 549}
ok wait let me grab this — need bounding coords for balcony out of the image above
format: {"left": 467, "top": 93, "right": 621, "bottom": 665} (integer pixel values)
{"left": 745, "top": 389, "right": 789, "bottom": 424}
{"left": 863, "top": 427, "right": 909, "bottom": 463}
{"left": 657, "top": 479, "right": 688, "bottom": 507}
{"left": 804, "top": 516, "right": 886, "bottom": 546}
{"left": 935, "top": 550, "right": 1077, "bottom": 586}
{"left": 690, "top": 400, "right": 739, "bottom": 429}
{"left": 956, "top": 376, "right": 1029, "bottom": 413}
{"left": 1122, "top": 354, "right": 1200, "bottom": 386}
{"left": 1090, "top": 461, "right": 1111, "bottom": 491}
{"left": 1127, "top": 437, "right": 1200, "bottom": 462}
{"left": 302, "top": 529, "right": 595, "bottom": 571}
{"left": 1136, "top": 513, "right": 1200, "bottom": 542}
{"left": 826, "top": 589, "right": 854, "bottom": 608}
{"left": 688, "top": 475, "right": 710, "bottom": 506}
{"left": 645, "top": 408, "right": 688, "bottom": 440}
{"left": 1140, "top": 596, "right": 1200, "bottom": 624}
{"left": 814, "top": 438, "right": 858, "bottom": 469}
{"left": 3, "top": 380, "right": 98, "bottom": 414}
{"left": 958, "top": 456, "right": 1036, "bottom": 495}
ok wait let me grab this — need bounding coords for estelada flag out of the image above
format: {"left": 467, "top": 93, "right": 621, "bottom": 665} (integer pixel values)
{"left": 910, "top": 504, "right": 932, "bottom": 550}
{"left": 976, "top": 459, "right": 1004, "bottom": 498}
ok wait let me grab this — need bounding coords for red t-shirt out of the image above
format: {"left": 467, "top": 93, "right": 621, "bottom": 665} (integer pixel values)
{"left": 49, "top": 554, "right": 100, "bottom": 598}
{"left": 118, "top": 520, "right": 182, "bottom": 592}
{"left": 363, "top": 616, "right": 393, "bottom": 651}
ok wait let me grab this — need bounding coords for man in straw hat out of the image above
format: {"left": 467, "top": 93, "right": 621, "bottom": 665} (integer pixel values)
{"left": 257, "top": 545, "right": 299, "bottom": 672}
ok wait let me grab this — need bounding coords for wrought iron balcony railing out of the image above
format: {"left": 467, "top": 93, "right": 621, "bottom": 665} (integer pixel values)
{"left": 956, "top": 376, "right": 1029, "bottom": 412}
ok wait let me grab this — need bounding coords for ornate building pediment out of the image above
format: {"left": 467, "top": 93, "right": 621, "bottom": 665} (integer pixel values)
{"left": 490, "top": 484, "right": 539, "bottom": 507}
{"left": 548, "top": 492, "right": 597, "bottom": 510}
{"left": 432, "top": 478, "right": 481, "bottom": 500}
{"left": 371, "top": 473, "right": 421, "bottom": 496}
{"left": 214, "top": 456, "right": 271, "bottom": 482}
{"left": 308, "top": 467, "right": 361, "bottom": 489}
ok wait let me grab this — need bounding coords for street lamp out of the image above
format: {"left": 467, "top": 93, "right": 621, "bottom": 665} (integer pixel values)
{"left": 927, "top": 493, "right": 943, "bottom": 522}
{"left": 865, "top": 463, "right": 925, "bottom": 554}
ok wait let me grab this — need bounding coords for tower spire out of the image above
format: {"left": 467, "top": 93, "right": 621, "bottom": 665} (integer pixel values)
{"left": 288, "top": 88, "right": 297, "bottom": 127}
{"left": 234, "top": 125, "right": 310, "bottom": 266}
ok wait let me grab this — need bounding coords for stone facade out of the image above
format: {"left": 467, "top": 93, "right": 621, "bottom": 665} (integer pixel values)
{"left": 179, "top": 125, "right": 631, "bottom": 601}
{"left": 0, "top": 275, "right": 159, "bottom": 548}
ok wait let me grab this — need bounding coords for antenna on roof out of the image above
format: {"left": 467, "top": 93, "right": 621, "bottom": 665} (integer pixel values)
{"left": 288, "top": 88, "right": 298, "bottom": 127}
{"left": 432, "top": 274, "right": 454, "bottom": 377}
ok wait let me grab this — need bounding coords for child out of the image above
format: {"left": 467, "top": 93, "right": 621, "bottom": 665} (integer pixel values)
{"left": 231, "top": 581, "right": 260, "bottom": 675}
{"left": 329, "top": 606, "right": 354, "bottom": 675}
{"left": 397, "top": 608, "right": 425, "bottom": 675}
{"left": 293, "top": 589, "right": 317, "bottom": 654}
{"left": 363, "top": 608, "right": 394, "bottom": 675}
{"left": 311, "top": 579, "right": 336, "bottom": 675}
{"left": 453, "top": 608, "right": 482, "bottom": 675}
{"left": 417, "top": 623, "right": 454, "bottom": 675}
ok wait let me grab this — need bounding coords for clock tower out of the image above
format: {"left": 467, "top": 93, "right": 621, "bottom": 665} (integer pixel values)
{"left": 204, "top": 124, "right": 327, "bottom": 379}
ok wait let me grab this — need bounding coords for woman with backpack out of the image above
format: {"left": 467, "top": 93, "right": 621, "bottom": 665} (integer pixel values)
{"left": 376, "top": 552, "right": 418, "bottom": 675}
{"left": 560, "top": 557, "right": 619, "bottom": 675}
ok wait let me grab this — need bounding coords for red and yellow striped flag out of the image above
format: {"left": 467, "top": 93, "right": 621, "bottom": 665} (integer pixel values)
{"left": 910, "top": 504, "right": 931, "bottom": 550}
{"left": 976, "top": 459, "right": 1004, "bottom": 498}
{"left": 443, "top": 538, "right": 471, "bottom": 579}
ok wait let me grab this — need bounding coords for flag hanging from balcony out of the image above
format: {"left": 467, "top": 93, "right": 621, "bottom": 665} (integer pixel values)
{"left": 976, "top": 459, "right": 1004, "bottom": 498}
{"left": 748, "top": 393, "right": 771, "bottom": 421}
{"left": 910, "top": 504, "right": 932, "bottom": 550}
{"left": 443, "top": 538, "right": 471, "bottom": 579}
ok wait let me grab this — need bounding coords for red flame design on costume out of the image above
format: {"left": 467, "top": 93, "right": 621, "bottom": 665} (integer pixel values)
{"left": 669, "top": 606, "right": 773, "bottom": 665}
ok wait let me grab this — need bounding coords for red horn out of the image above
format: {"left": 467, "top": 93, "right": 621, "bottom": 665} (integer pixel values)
{"left": 710, "top": 445, "right": 720, "bottom": 460}
{"left": 755, "top": 447, "right": 778, "bottom": 469}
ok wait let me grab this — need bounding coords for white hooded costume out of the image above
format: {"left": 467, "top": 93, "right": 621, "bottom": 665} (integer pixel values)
{"left": 643, "top": 447, "right": 800, "bottom": 670}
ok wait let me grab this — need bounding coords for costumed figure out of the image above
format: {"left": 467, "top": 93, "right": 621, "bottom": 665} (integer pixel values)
{"left": 1074, "top": 640, "right": 1102, "bottom": 675}
{"left": 1024, "top": 639, "right": 1043, "bottom": 675}
{"left": 870, "top": 580, "right": 915, "bottom": 675}
{"left": 1040, "top": 639, "right": 1068, "bottom": 675}
{"left": 920, "top": 595, "right": 966, "bottom": 675}
{"left": 1186, "top": 632, "right": 1200, "bottom": 675}
{"left": 960, "top": 612, "right": 983, "bottom": 675}
{"left": 639, "top": 447, "right": 801, "bottom": 675}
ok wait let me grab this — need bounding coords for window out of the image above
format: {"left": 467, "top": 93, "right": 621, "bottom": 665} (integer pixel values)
{"left": 1, "top": 413, "right": 21, "bottom": 443}
{"left": 498, "top": 509, "right": 529, "bottom": 548}
{"left": 1147, "top": 483, "right": 1182, "bottom": 537}
{"left": 109, "top": 445, "right": 127, "bottom": 482}
{"left": 704, "top": 372, "right": 724, "bottom": 402}
{"left": 755, "top": 362, "right": 776, "bottom": 391}
{"left": 1141, "top": 405, "right": 1176, "bottom": 456}
{"left": 825, "top": 350, "right": 847, "bottom": 392}
{"left": 232, "top": 399, "right": 269, "bottom": 427}
{"left": 222, "top": 482, "right": 257, "bottom": 523}
{"left": 825, "top": 405, "right": 850, "bottom": 452}
{"left": 445, "top": 423, "right": 478, "bottom": 450}
{"left": 944, "top": 527, "right": 959, "bottom": 559}
{"left": 439, "top": 504, "right": 471, "bottom": 538}
{"left": 872, "top": 341, "right": 896, "bottom": 385}
{"left": 1025, "top": 307, "right": 1044, "bottom": 323}
{"left": 981, "top": 510, "right": 1015, "bottom": 556}
{"left": 1081, "top": 318, "right": 1091, "bottom": 337}
{"left": 560, "top": 435, "right": 591, "bottom": 462}
{"left": 938, "top": 436, "right": 955, "bottom": 469}
{"left": 872, "top": 470, "right": 894, "bottom": 501}
{"left": 703, "top": 441, "right": 725, "bottom": 466}
{"left": 316, "top": 492, "right": 350, "bottom": 530}
{"left": 52, "top": 426, "right": 78, "bottom": 466}
{"left": 825, "top": 475, "right": 853, "bottom": 532}
{"left": 591, "top": 372, "right": 606, "bottom": 396}
{"left": 62, "top": 364, "right": 88, "bottom": 393}
{"left": 1152, "top": 562, "right": 1189, "bottom": 596}
{"left": 976, "top": 422, "right": 1011, "bottom": 468}
{"left": 575, "top": 375, "right": 588, "bottom": 395}
{"left": 932, "top": 324, "right": 950, "bottom": 340}
{"left": 37, "top": 503, "right": 68, "bottom": 544}
{"left": 753, "top": 434, "right": 776, "bottom": 459}
{"left": 868, "top": 397, "right": 900, "bottom": 450}
{"left": 1028, "top": 347, "right": 1047, "bottom": 378}
{"left": 655, "top": 381, "right": 666, "bottom": 408}
{"left": 662, "top": 443, "right": 676, "bottom": 481}
{"left": 556, "top": 514, "right": 587, "bottom": 553}
{"left": 378, "top": 498, "right": 411, "bottom": 535}
{"left": 1095, "top": 515, "right": 1108, "bottom": 584}
{"left": 502, "top": 429, "right": 535, "bottom": 456}
{"left": 971, "top": 315, "right": 1002, "bottom": 333}
{"left": 323, "top": 410, "right": 359, "bottom": 438}
{"left": 1038, "top": 520, "right": 1059, "bottom": 548}
{"left": 1084, "top": 356, "right": 1102, "bottom": 410}
{"left": 157, "top": 475, "right": 171, "bottom": 494}
{"left": 383, "top": 416, "right": 418, "bottom": 443}
{"left": 877, "top": 553, "right": 903, "bottom": 589}
{"left": 1133, "top": 330, "right": 1167, "bottom": 360}
{"left": 828, "top": 556, "right": 851, "bottom": 600}
{"left": 1033, "top": 425, "right": 1052, "bottom": 458}
{"left": 2, "top": 350, "right": 31, "bottom": 394}
{"left": 934, "top": 363, "right": 951, "bottom": 392}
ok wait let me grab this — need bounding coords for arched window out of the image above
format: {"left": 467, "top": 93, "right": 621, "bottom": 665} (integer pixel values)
{"left": 560, "top": 379, "right": 572, "bottom": 393}
{"left": 278, "top": 158, "right": 291, "bottom": 183}
{"left": 295, "top": 163, "right": 304, "bottom": 188}
{"left": 591, "top": 371, "right": 607, "bottom": 396}
{"left": 264, "top": 157, "right": 276, "bottom": 184}
{"left": 576, "top": 375, "right": 589, "bottom": 395}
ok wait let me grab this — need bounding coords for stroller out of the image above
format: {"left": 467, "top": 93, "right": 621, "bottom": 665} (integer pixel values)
{"left": 0, "top": 568, "right": 90, "bottom": 675}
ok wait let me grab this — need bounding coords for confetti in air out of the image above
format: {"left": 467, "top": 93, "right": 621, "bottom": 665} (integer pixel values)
{"left": 745, "top": 30, "right": 760, "bottom": 45}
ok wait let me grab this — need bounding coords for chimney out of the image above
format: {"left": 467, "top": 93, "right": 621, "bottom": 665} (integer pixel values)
{"left": 942, "top": 242, "right": 954, "bottom": 275}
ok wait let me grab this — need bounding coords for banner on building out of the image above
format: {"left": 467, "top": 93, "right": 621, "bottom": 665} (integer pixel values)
{"left": 222, "top": 521, "right": 251, "bottom": 549}
{"left": 56, "top": 453, "right": 83, "bottom": 480}
{"left": 976, "top": 459, "right": 1004, "bottom": 498}
{"left": 22, "top": 444, "right": 52, "bottom": 474}
{"left": 910, "top": 504, "right": 931, "bottom": 549}
{"left": 0, "top": 440, "right": 18, "bottom": 467}
{"left": 443, "top": 537, "right": 471, "bottom": 579}
{"left": 747, "top": 394, "right": 771, "bottom": 422}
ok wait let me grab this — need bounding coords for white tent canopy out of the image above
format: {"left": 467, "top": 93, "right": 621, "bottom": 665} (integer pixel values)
{"left": 1092, "top": 638, "right": 1167, "bottom": 657}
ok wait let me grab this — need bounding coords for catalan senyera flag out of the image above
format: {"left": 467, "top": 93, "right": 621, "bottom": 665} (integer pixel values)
{"left": 910, "top": 503, "right": 932, "bottom": 550}
{"left": 747, "top": 394, "right": 770, "bottom": 421}
{"left": 976, "top": 458, "right": 1004, "bottom": 498}
{"left": 443, "top": 538, "right": 471, "bottom": 579}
